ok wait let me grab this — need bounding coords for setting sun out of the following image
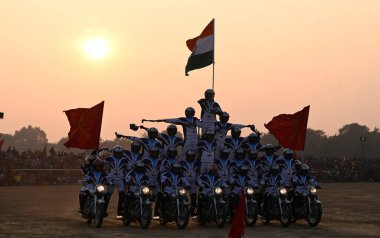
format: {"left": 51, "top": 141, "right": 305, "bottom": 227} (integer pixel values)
{"left": 83, "top": 38, "right": 109, "bottom": 59}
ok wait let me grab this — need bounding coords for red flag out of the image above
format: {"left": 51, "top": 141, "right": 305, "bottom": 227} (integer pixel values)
{"left": 0, "top": 139, "right": 4, "bottom": 151}
{"left": 265, "top": 106, "right": 310, "bottom": 151}
{"left": 229, "top": 190, "right": 245, "bottom": 238}
{"left": 64, "top": 101, "right": 104, "bottom": 149}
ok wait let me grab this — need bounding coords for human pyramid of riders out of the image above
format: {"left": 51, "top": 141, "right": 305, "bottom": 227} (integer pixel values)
{"left": 78, "top": 89, "right": 322, "bottom": 229}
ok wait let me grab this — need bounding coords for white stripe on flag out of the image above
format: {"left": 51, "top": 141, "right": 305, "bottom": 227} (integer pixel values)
{"left": 193, "top": 35, "right": 214, "bottom": 55}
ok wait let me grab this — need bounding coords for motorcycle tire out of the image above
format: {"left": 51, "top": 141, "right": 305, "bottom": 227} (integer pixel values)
{"left": 280, "top": 203, "right": 292, "bottom": 227}
{"left": 307, "top": 203, "right": 322, "bottom": 227}
{"left": 94, "top": 203, "right": 105, "bottom": 228}
{"left": 139, "top": 204, "right": 152, "bottom": 230}
{"left": 176, "top": 204, "right": 190, "bottom": 230}
{"left": 215, "top": 204, "right": 226, "bottom": 228}
{"left": 245, "top": 203, "right": 258, "bottom": 227}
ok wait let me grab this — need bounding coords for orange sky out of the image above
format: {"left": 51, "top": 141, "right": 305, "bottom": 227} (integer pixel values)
{"left": 1, "top": 0, "right": 380, "bottom": 143}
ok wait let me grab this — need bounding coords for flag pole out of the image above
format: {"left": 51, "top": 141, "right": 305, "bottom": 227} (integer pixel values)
{"left": 212, "top": 18, "right": 215, "bottom": 90}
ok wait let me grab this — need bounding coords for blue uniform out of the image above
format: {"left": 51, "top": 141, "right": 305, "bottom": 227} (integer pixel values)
{"left": 124, "top": 151, "right": 144, "bottom": 172}
{"left": 180, "top": 160, "right": 200, "bottom": 194}
{"left": 260, "top": 172, "right": 285, "bottom": 197}
{"left": 241, "top": 141, "right": 262, "bottom": 152}
{"left": 257, "top": 154, "right": 279, "bottom": 177}
{"left": 124, "top": 136, "right": 162, "bottom": 159}
{"left": 230, "top": 174, "right": 258, "bottom": 194}
{"left": 125, "top": 170, "right": 153, "bottom": 193}
{"left": 198, "top": 99, "right": 222, "bottom": 133}
{"left": 105, "top": 155, "right": 128, "bottom": 193}
{"left": 197, "top": 173, "right": 227, "bottom": 196}
{"left": 215, "top": 123, "right": 245, "bottom": 155}
{"left": 160, "top": 156, "right": 178, "bottom": 175}
{"left": 224, "top": 137, "right": 246, "bottom": 161}
{"left": 243, "top": 159, "right": 260, "bottom": 181}
{"left": 143, "top": 156, "right": 164, "bottom": 195}
{"left": 160, "top": 171, "right": 190, "bottom": 194}
{"left": 197, "top": 139, "right": 217, "bottom": 173}
{"left": 292, "top": 174, "right": 319, "bottom": 194}
{"left": 157, "top": 134, "right": 183, "bottom": 155}
{"left": 275, "top": 157, "right": 296, "bottom": 187}
{"left": 81, "top": 170, "right": 111, "bottom": 192}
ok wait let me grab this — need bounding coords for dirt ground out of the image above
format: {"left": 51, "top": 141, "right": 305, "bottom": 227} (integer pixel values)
{"left": 0, "top": 183, "right": 379, "bottom": 238}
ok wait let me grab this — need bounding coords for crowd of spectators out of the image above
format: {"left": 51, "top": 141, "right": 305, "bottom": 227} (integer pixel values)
{"left": 0, "top": 147, "right": 379, "bottom": 186}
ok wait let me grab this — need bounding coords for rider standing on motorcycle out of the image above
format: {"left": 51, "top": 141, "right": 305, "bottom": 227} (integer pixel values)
{"left": 197, "top": 163, "right": 228, "bottom": 216}
{"left": 198, "top": 89, "right": 223, "bottom": 134}
{"left": 257, "top": 144, "right": 281, "bottom": 177}
{"left": 243, "top": 150, "right": 260, "bottom": 180}
{"left": 141, "top": 107, "right": 200, "bottom": 160}
{"left": 241, "top": 132, "right": 263, "bottom": 152}
{"left": 215, "top": 148, "right": 233, "bottom": 194}
{"left": 143, "top": 145, "right": 164, "bottom": 217}
{"left": 180, "top": 149, "right": 200, "bottom": 216}
{"left": 124, "top": 162, "right": 154, "bottom": 210}
{"left": 124, "top": 141, "right": 144, "bottom": 172}
{"left": 230, "top": 148, "right": 247, "bottom": 174}
{"left": 197, "top": 130, "right": 218, "bottom": 174}
{"left": 214, "top": 112, "right": 255, "bottom": 157}
{"left": 224, "top": 127, "right": 246, "bottom": 161}
{"left": 160, "top": 162, "right": 191, "bottom": 218}
{"left": 79, "top": 158, "right": 111, "bottom": 215}
{"left": 104, "top": 145, "right": 128, "bottom": 219}
{"left": 229, "top": 165, "right": 258, "bottom": 218}
{"left": 275, "top": 149, "right": 297, "bottom": 188}
{"left": 260, "top": 164, "right": 286, "bottom": 216}
{"left": 160, "top": 147, "right": 179, "bottom": 175}
{"left": 115, "top": 127, "right": 162, "bottom": 160}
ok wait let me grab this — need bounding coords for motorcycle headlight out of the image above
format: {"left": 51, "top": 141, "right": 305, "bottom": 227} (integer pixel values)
{"left": 96, "top": 185, "right": 105, "bottom": 193}
{"left": 214, "top": 187, "right": 223, "bottom": 195}
{"left": 310, "top": 187, "right": 317, "bottom": 195}
{"left": 246, "top": 187, "right": 254, "bottom": 195}
{"left": 179, "top": 188, "right": 187, "bottom": 196}
{"left": 279, "top": 187, "right": 287, "bottom": 195}
{"left": 142, "top": 186, "right": 150, "bottom": 195}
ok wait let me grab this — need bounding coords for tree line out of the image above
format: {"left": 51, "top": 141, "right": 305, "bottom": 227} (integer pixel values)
{"left": 0, "top": 123, "right": 379, "bottom": 159}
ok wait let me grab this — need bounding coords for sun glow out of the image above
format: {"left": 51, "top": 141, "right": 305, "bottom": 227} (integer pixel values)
{"left": 83, "top": 38, "right": 110, "bottom": 59}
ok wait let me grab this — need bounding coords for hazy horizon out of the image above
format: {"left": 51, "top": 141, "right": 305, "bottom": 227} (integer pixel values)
{"left": 1, "top": 1, "right": 379, "bottom": 143}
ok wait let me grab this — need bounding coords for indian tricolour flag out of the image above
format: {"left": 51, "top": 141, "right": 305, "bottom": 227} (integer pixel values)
{"left": 185, "top": 19, "right": 214, "bottom": 76}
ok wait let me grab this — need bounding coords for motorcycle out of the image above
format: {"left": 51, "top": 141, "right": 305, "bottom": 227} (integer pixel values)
{"left": 197, "top": 186, "right": 227, "bottom": 228}
{"left": 82, "top": 184, "right": 107, "bottom": 228}
{"left": 160, "top": 186, "right": 190, "bottom": 229}
{"left": 293, "top": 185, "right": 322, "bottom": 227}
{"left": 244, "top": 186, "right": 260, "bottom": 227}
{"left": 123, "top": 185, "right": 153, "bottom": 229}
{"left": 261, "top": 186, "right": 292, "bottom": 227}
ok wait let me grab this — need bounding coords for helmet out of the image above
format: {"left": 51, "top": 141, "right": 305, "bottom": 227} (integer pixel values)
{"left": 149, "top": 146, "right": 160, "bottom": 158}
{"left": 167, "top": 124, "right": 178, "bottom": 136}
{"left": 219, "top": 112, "right": 230, "bottom": 123}
{"left": 185, "top": 107, "right": 195, "bottom": 117}
{"left": 86, "top": 154, "right": 98, "bottom": 163}
{"left": 239, "top": 165, "right": 249, "bottom": 176}
{"left": 264, "top": 144, "right": 275, "bottom": 155}
{"left": 248, "top": 133, "right": 260, "bottom": 143}
{"left": 208, "top": 163, "right": 218, "bottom": 175}
{"left": 112, "top": 145, "right": 124, "bottom": 158}
{"left": 235, "top": 148, "right": 246, "bottom": 160}
{"left": 186, "top": 149, "right": 196, "bottom": 161}
{"left": 131, "top": 141, "right": 142, "bottom": 153}
{"left": 204, "top": 130, "right": 215, "bottom": 141}
{"left": 270, "top": 164, "right": 280, "bottom": 175}
{"left": 172, "top": 162, "right": 182, "bottom": 174}
{"left": 294, "top": 160, "right": 302, "bottom": 173}
{"left": 300, "top": 164, "right": 309, "bottom": 176}
{"left": 93, "top": 159, "right": 104, "bottom": 171}
{"left": 231, "top": 127, "right": 241, "bottom": 138}
{"left": 248, "top": 150, "right": 258, "bottom": 160}
{"left": 220, "top": 148, "right": 230, "bottom": 160}
{"left": 167, "top": 147, "right": 178, "bottom": 158}
{"left": 283, "top": 149, "right": 294, "bottom": 160}
{"left": 134, "top": 161, "right": 145, "bottom": 173}
{"left": 204, "top": 89, "right": 215, "bottom": 99}
{"left": 147, "top": 127, "right": 159, "bottom": 138}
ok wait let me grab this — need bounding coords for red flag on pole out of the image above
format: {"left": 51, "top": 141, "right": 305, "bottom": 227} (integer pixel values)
{"left": 229, "top": 190, "right": 245, "bottom": 238}
{"left": 0, "top": 139, "right": 5, "bottom": 151}
{"left": 264, "top": 106, "right": 310, "bottom": 151}
{"left": 64, "top": 101, "right": 104, "bottom": 149}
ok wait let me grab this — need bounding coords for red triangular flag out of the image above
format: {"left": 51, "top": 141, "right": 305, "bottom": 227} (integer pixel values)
{"left": 64, "top": 101, "right": 104, "bottom": 149}
{"left": 265, "top": 106, "right": 310, "bottom": 151}
{"left": 229, "top": 190, "right": 245, "bottom": 238}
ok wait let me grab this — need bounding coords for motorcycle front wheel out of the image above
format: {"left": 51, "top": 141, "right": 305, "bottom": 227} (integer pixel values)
{"left": 307, "top": 203, "right": 322, "bottom": 227}
{"left": 94, "top": 203, "right": 105, "bottom": 228}
{"left": 139, "top": 204, "right": 152, "bottom": 230}
{"left": 215, "top": 203, "right": 226, "bottom": 228}
{"left": 279, "top": 203, "right": 292, "bottom": 227}
{"left": 176, "top": 204, "right": 190, "bottom": 230}
{"left": 245, "top": 203, "right": 258, "bottom": 227}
